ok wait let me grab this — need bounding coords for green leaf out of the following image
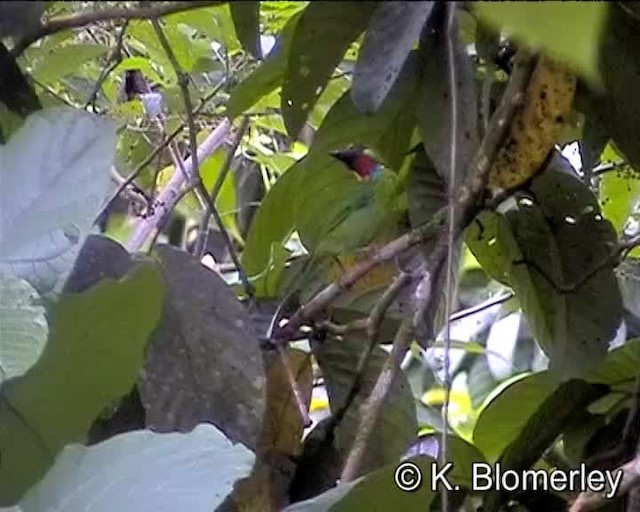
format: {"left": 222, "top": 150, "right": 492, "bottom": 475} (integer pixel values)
{"left": 227, "top": 12, "right": 301, "bottom": 118}
{"left": 175, "top": 146, "right": 238, "bottom": 236}
{"left": 30, "top": 44, "right": 108, "bottom": 85}
{"left": 592, "top": 338, "right": 640, "bottom": 386}
{"left": 481, "top": 378, "right": 607, "bottom": 510}
{"left": 315, "top": 334, "right": 417, "bottom": 477}
{"left": 18, "top": 425, "right": 254, "bottom": 511}
{"left": 0, "top": 108, "right": 116, "bottom": 297}
{"left": 281, "top": 1, "right": 378, "bottom": 138}
{"left": 242, "top": 161, "right": 304, "bottom": 295}
{"left": 0, "top": 262, "right": 164, "bottom": 505}
{"left": 0, "top": 274, "right": 47, "bottom": 384}
{"left": 168, "top": 5, "right": 241, "bottom": 52}
{"left": 230, "top": 1, "right": 262, "bottom": 58}
{"left": 466, "top": 161, "right": 623, "bottom": 379}
{"left": 473, "top": 372, "right": 556, "bottom": 462}
{"left": 474, "top": 1, "right": 607, "bottom": 84}
{"left": 352, "top": 2, "right": 434, "bottom": 113}
{"left": 309, "top": 53, "right": 419, "bottom": 167}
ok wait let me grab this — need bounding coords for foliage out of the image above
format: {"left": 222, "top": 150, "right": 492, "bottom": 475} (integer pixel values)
{"left": 1, "top": 1, "right": 640, "bottom": 511}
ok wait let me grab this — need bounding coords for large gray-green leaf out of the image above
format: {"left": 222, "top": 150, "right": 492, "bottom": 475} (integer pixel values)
{"left": 352, "top": 1, "right": 434, "bottom": 113}
{"left": 16, "top": 424, "right": 254, "bottom": 512}
{"left": 314, "top": 334, "right": 417, "bottom": 478}
{"left": 230, "top": 1, "right": 262, "bottom": 58}
{"left": 0, "top": 273, "right": 47, "bottom": 384}
{"left": 0, "top": 262, "right": 164, "bottom": 505}
{"left": 466, "top": 160, "right": 623, "bottom": 380}
{"left": 281, "top": 1, "right": 377, "bottom": 138}
{"left": 415, "top": 6, "right": 479, "bottom": 183}
{"left": 0, "top": 108, "right": 116, "bottom": 297}
{"left": 139, "top": 245, "right": 266, "bottom": 451}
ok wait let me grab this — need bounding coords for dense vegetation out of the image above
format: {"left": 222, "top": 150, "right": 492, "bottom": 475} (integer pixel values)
{"left": 2, "top": 2, "right": 640, "bottom": 511}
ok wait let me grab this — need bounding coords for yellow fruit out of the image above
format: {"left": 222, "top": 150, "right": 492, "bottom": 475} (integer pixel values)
{"left": 488, "top": 55, "right": 577, "bottom": 191}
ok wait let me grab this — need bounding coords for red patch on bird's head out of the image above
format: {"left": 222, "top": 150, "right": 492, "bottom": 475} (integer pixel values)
{"left": 330, "top": 149, "right": 382, "bottom": 180}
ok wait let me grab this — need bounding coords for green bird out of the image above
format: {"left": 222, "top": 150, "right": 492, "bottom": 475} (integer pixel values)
{"left": 281, "top": 149, "right": 407, "bottom": 303}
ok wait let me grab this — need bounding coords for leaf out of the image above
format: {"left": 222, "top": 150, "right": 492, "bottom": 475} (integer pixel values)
{"left": 230, "top": 1, "right": 262, "bottom": 58}
{"left": 473, "top": 372, "right": 557, "bottom": 462}
{"left": 17, "top": 425, "right": 254, "bottom": 512}
{"left": 415, "top": 8, "right": 479, "bottom": 183}
{"left": 0, "top": 274, "right": 47, "bottom": 384}
{"left": 0, "top": 2, "right": 44, "bottom": 39}
{"left": 310, "top": 52, "right": 419, "bottom": 167}
{"left": 591, "top": 337, "right": 640, "bottom": 386}
{"left": 138, "top": 245, "right": 266, "bottom": 451}
{"left": 352, "top": 1, "right": 434, "bottom": 114}
{"left": 62, "top": 235, "right": 133, "bottom": 294}
{"left": 226, "top": 349, "right": 313, "bottom": 511}
{"left": 314, "top": 334, "right": 417, "bottom": 478}
{"left": 474, "top": 1, "right": 607, "bottom": 84}
{"left": 481, "top": 378, "right": 607, "bottom": 510}
{"left": 0, "top": 262, "right": 164, "bottom": 505}
{"left": 0, "top": 108, "right": 116, "bottom": 296}
{"left": 281, "top": 1, "right": 378, "bottom": 138}
{"left": 30, "top": 44, "right": 108, "bottom": 85}
{"left": 284, "top": 456, "right": 437, "bottom": 512}
{"left": 466, "top": 160, "right": 623, "bottom": 379}
{"left": 227, "top": 13, "right": 301, "bottom": 119}
{"left": 242, "top": 161, "right": 305, "bottom": 295}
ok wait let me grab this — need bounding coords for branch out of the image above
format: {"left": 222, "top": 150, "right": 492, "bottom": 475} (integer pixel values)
{"left": 151, "top": 19, "right": 253, "bottom": 297}
{"left": 569, "top": 457, "right": 635, "bottom": 511}
{"left": 11, "top": 1, "right": 223, "bottom": 57}
{"left": 125, "top": 118, "right": 231, "bottom": 252}
{"left": 340, "top": 317, "right": 414, "bottom": 481}
{"left": 274, "top": 213, "right": 447, "bottom": 342}
{"left": 340, "top": 51, "right": 536, "bottom": 484}
{"left": 84, "top": 21, "right": 129, "bottom": 110}
{"left": 95, "top": 79, "right": 227, "bottom": 226}
{"left": 412, "top": 51, "right": 535, "bottom": 341}
{"left": 194, "top": 115, "right": 250, "bottom": 259}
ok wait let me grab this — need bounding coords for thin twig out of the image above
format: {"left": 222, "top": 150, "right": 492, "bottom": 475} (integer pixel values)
{"left": 340, "top": 318, "right": 414, "bottom": 481}
{"left": 340, "top": 51, "right": 536, "bottom": 486}
{"left": 194, "top": 115, "right": 250, "bottom": 259}
{"left": 274, "top": 213, "right": 447, "bottom": 343}
{"left": 84, "top": 21, "right": 129, "bottom": 110}
{"left": 151, "top": 19, "right": 253, "bottom": 296}
{"left": 95, "top": 78, "right": 227, "bottom": 226}
{"left": 441, "top": 8, "right": 459, "bottom": 509}
{"left": 11, "top": 1, "right": 223, "bottom": 57}
{"left": 412, "top": 51, "right": 536, "bottom": 340}
{"left": 327, "top": 272, "right": 414, "bottom": 447}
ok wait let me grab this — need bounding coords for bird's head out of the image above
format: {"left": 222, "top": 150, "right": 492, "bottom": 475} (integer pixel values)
{"left": 330, "top": 149, "right": 384, "bottom": 181}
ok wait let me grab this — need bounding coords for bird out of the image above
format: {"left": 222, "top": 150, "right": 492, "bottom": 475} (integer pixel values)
{"left": 281, "top": 148, "right": 406, "bottom": 302}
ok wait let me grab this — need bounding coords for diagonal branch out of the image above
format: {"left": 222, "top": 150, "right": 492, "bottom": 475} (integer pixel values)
{"left": 341, "top": 51, "right": 537, "bottom": 484}
{"left": 150, "top": 18, "right": 253, "bottom": 297}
